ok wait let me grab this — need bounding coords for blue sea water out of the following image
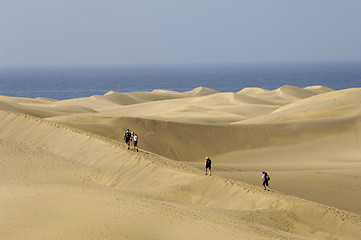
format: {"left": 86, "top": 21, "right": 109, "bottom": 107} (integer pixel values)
{"left": 0, "top": 61, "right": 360, "bottom": 100}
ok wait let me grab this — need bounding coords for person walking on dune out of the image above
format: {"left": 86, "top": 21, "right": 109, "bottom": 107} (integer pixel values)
{"left": 262, "top": 171, "right": 270, "bottom": 191}
{"left": 205, "top": 157, "right": 212, "bottom": 176}
{"left": 124, "top": 129, "right": 132, "bottom": 150}
{"left": 132, "top": 132, "right": 139, "bottom": 152}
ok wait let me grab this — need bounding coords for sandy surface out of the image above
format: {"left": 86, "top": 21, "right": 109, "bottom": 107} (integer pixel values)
{"left": 1, "top": 85, "right": 361, "bottom": 239}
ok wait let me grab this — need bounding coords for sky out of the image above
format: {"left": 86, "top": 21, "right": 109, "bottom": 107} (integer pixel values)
{"left": 0, "top": 0, "right": 360, "bottom": 67}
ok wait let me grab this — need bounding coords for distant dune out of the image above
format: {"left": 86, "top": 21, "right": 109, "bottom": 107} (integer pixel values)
{"left": 1, "top": 85, "right": 361, "bottom": 240}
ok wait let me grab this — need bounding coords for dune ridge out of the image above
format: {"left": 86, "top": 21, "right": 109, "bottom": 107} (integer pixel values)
{"left": 1, "top": 85, "right": 361, "bottom": 239}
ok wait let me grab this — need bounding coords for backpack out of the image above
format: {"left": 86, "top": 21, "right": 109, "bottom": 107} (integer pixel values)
{"left": 207, "top": 159, "right": 211, "bottom": 165}
{"left": 266, "top": 174, "right": 270, "bottom": 181}
{"left": 125, "top": 132, "right": 131, "bottom": 138}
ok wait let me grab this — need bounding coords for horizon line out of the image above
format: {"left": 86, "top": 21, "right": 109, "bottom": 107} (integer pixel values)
{"left": 1, "top": 59, "right": 361, "bottom": 69}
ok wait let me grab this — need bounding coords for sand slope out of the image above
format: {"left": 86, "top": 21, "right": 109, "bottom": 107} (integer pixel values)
{"left": 1, "top": 85, "right": 361, "bottom": 239}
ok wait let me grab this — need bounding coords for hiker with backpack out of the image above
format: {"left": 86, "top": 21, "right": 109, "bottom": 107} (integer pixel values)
{"left": 262, "top": 171, "right": 270, "bottom": 191}
{"left": 205, "top": 157, "right": 212, "bottom": 176}
{"left": 124, "top": 129, "right": 132, "bottom": 150}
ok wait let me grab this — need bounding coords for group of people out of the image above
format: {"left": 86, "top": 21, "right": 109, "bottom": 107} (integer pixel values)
{"left": 123, "top": 131, "right": 271, "bottom": 190}
{"left": 123, "top": 129, "right": 139, "bottom": 152}
{"left": 204, "top": 157, "right": 271, "bottom": 191}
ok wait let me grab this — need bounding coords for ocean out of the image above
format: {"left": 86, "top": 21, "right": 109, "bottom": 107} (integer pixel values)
{"left": 0, "top": 61, "right": 360, "bottom": 100}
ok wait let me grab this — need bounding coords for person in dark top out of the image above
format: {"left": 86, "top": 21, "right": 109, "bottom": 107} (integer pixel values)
{"left": 262, "top": 171, "right": 270, "bottom": 191}
{"left": 124, "top": 129, "right": 132, "bottom": 150}
{"left": 205, "top": 157, "right": 212, "bottom": 176}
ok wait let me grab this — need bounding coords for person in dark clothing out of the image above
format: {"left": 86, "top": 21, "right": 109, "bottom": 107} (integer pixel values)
{"left": 205, "top": 157, "right": 212, "bottom": 176}
{"left": 124, "top": 129, "right": 132, "bottom": 150}
{"left": 262, "top": 171, "right": 270, "bottom": 191}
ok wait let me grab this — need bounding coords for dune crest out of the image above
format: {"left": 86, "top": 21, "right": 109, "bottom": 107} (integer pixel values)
{"left": 184, "top": 86, "right": 220, "bottom": 96}
{"left": 262, "top": 88, "right": 361, "bottom": 122}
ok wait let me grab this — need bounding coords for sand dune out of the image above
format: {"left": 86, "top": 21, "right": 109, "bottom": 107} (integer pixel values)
{"left": 242, "top": 88, "right": 361, "bottom": 123}
{"left": 1, "top": 85, "right": 361, "bottom": 239}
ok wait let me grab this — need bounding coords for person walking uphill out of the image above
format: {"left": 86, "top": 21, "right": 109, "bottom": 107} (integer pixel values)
{"left": 262, "top": 171, "right": 270, "bottom": 191}
{"left": 132, "top": 132, "right": 139, "bottom": 152}
{"left": 205, "top": 157, "right": 212, "bottom": 176}
{"left": 124, "top": 129, "right": 132, "bottom": 150}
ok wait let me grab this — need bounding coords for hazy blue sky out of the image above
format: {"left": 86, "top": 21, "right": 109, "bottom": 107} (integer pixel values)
{"left": 1, "top": 0, "right": 360, "bottom": 66}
